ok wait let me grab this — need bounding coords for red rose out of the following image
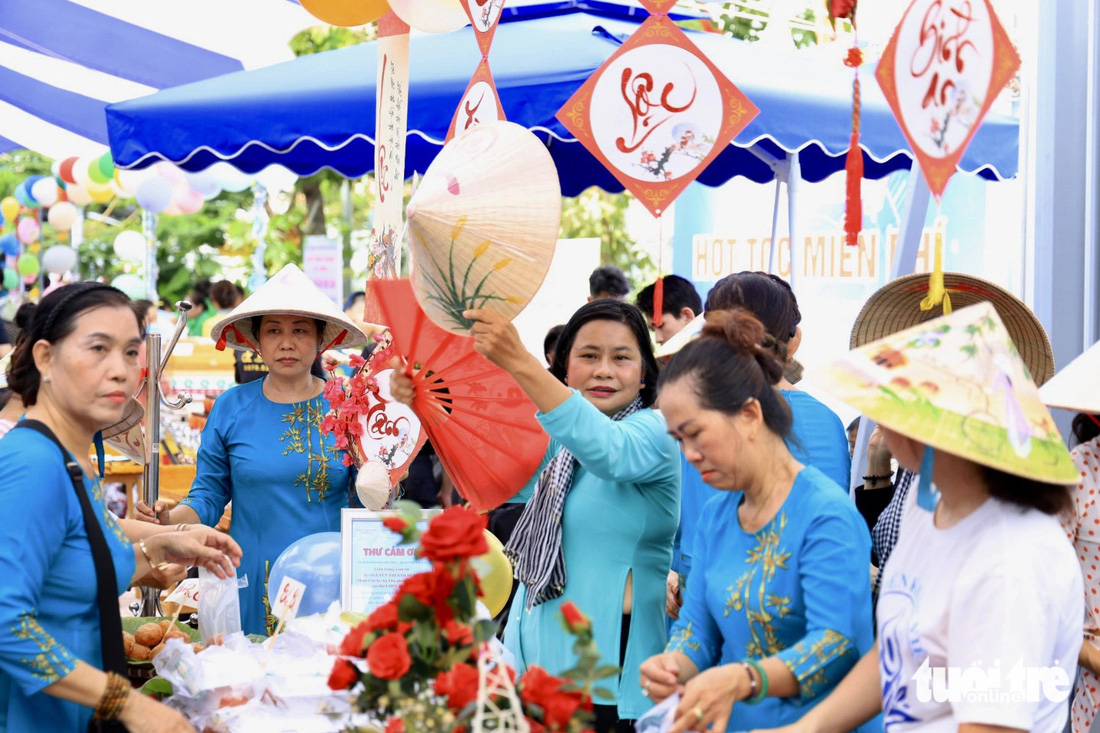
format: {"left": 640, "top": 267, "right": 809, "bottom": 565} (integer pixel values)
{"left": 339, "top": 620, "right": 371, "bottom": 657}
{"left": 385, "top": 719, "right": 405, "bottom": 733}
{"left": 435, "top": 662, "right": 479, "bottom": 710}
{"left": 383, "top": 516, "right": 409, "bottom": 534}
{"left": 367, "top": 602, "right": 399, "bottom": 633}
{"left": 830, "top": 0, "right": 854, "bottom": 18}
{"left": 520, "top": 666, "right": 588, "bottom": 731}
{"left": 327, "top": 657, "right": 359, "bottom": 690}
{"left": 443, "top": 619, "right": 474, "bottom": 647}
{"left": 366, "top": 632, "right": 412, "bottom": 680}
{"left": 418, "top": 506, "right": 488, "bottom": 563}
{"left": 397, "top": 566, "right": 457, "bottom": 623}
{"left": 559, "top": 602, "right": 590, "bottom": 634}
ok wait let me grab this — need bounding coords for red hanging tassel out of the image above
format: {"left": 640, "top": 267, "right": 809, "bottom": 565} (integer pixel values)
{"left": 844, "top": 46, "right": 863, "bottom": 247}
{"left": 652, "top": 276, "right": 665, "bottom": 329}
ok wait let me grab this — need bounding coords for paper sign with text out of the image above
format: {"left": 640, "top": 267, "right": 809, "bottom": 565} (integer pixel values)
{"left": 272, "top": 577, "right": 306, "bottom": 622}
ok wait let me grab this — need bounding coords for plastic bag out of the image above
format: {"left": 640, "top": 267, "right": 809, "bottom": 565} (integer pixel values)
{"left": 198, "top": 566, "right": 244, "bottom": 644}
{"left": 635, "top": 692, "right": 679, "bottom": 733}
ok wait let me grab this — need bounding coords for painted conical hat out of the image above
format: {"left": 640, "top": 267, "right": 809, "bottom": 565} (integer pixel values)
{"left": 102, "top": 398, "right": 147, "bottom": 465}
{"left": 816, "top": 301, "right": 1076, "bottom": 485}
{"left": 406, "top": 120, "right": 561, "bottom": 334}
{"left": 210, "top": 264, "right": 367, "bottom": 352}
{"left": 1040, "top": 341, "right": 1100, "bottom": 415}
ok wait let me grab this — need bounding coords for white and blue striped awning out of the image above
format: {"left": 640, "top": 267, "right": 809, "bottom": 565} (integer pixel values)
{"left": 0, "top": 0, "right": 315, "bottom": 159}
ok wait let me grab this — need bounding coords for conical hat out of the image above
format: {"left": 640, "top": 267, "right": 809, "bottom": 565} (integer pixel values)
{"left": 817, "top": 301, "right": 1076, "bottom": 485}
{"left": 850, "top": 272, "right": 1055, "bottom": 385}
{"left": 1041, "top": 341, "right": 1100, "bottom": 415}
{"left": 655, "top": 313, "right": 705, "bottom": 358}
{"left": 406, "top": 120, "right": 561, "bottom": 335}
{"left": 210, "top": 264, "right": 367, "bottom": 352}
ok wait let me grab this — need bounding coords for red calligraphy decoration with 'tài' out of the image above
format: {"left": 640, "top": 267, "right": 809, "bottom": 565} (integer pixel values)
{"left": 876, "top": 0, "right": 1020, "bottom": 199}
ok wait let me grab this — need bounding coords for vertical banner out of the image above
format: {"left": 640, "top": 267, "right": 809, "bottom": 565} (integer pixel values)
{"left": 304, "top": 234, "right": 344, "bottom": 306}
{"left": 371, "top": 12, "right": 411, "bottom": 283}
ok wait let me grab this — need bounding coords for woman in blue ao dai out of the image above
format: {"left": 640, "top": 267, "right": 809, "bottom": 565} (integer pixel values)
{"left": 640, "top": 310, "right": 875, "bottom": 733}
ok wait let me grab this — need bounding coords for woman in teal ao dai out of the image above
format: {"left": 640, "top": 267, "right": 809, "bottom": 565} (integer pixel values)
{"left": 641, "top": 309, "right": 875, "bottom": 733}
{"left": 391, "top": 299, "right": 679, "bottom": 733}
{"left": 137, "top": 265, "right": 367, "bottom": 635}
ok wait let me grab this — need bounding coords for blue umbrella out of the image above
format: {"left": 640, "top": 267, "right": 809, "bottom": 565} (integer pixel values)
{"left": 107, "top": 0, "right": 1018, "bottom": 196}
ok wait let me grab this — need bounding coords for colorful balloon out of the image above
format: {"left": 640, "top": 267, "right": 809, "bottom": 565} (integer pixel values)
{"left": 0, "top": 197, "right": 17, "bottom": 222}
{"left": 41, "top": 245, "right": 77, "bottom": 274}
{"left": 0, "top": 233, "right": 19, "bottom": 257}
{"left": 71, "top": 158, "right": 93, "bottom": 187}
{"left": 471, "top": 530, "right": 513, "bottom": 617}
{"left": 135, "top": 177, "right": 173, "bottom": 213}
{"left": 87, "top": 182, "right": 114, "bottom": 204}
{"left": 110, "top": 273, "right": 146, "bottom": 300}
{"left": 299, "top": 0, "right": 390, "bottom": 27}
{"left": 30, "top": 178, "right": 59, "bottom": 208}
{"left": 87, "top": 157, "right": 110, "bottom": 184}
{"left": 156, "top": 161, "right": 185, "bottom": 184}
{"left": 58, "top": 157, "right": 80, "bottom": 185}
{"left": 184, "top": 169, "right": 221, "bottom": 198}
{"left": 267, "top": 532, "right": 342, "bottom": 617}
{"left": 173, "top": 184, "right": 204, "bottom": 215}
{"left": 16, "top": 253, "right": 39, "bottom": 277}
{"left": 113, "top": 230, "right": 146, "bottom": 262}
{"left": 16, "top": 218, "right": 40, "bottom": 245}
{"left": 2, "top": 268, "right": 16, "bottom": 291}
{"left": 13, "top": 183, "right": 35, "bottom": 209}
{"left": 65, "top": 185, "right": 93, "bottom": 207}
{"left": 46, "top": 201, "right": 78, "bottom": 232}
{"left": 97, "top": 153, "right": 114, "bottom": 180}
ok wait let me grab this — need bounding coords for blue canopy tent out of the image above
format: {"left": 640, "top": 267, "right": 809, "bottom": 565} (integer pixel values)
{"left": 0, "top": 0, "right": 313, "bottom": 160}
{"left": 106, "top": 0, "right": 1019, "bottom": 196}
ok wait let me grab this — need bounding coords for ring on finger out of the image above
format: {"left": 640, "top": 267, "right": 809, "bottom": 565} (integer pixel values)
{"left": 693, "top": 705, "right": 704, "bottom": 721}
{"left": 642, "top": 678, "right": 650, "bottom": 695}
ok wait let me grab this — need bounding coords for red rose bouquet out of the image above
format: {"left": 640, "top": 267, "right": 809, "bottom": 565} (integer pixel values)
{"left": 328, "top": 503, "right": 612, "bottom": 732}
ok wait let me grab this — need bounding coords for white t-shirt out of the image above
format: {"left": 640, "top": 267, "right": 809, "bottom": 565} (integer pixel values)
{"left": 877, "top": 486, "right": 1083, "bottom": 733}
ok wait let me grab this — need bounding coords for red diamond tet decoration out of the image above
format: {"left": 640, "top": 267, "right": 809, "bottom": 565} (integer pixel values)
{"left": 876, "top": 0, "right": 1020, "bottom": 199}
{"left": 638, "top": 0, "right": 680, "bottom": 14}
{"left": 556, "top": 15, "right": 759, "bottom": 217}
{"left": 462, "top": 0, "right": 506, "bottom": 57}
{"left": 447, "top": 58, "right": 506, "bottom": 142}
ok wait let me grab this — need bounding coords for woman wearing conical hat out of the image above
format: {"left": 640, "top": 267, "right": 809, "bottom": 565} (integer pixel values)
{"left": 754, "top": 302, "right": 1082, "bottom": 733}
{"left": 1041, "top": 342, "right": 1100, "bottom": 733}
{"left": 134, "top": 264, "right": 367, "bottom": 635}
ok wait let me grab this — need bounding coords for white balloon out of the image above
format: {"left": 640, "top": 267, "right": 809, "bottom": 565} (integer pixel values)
{"left": 114, "top": 168, "right": 145, "bottom": 198}
{"left": 46, "top": 201, "right": 78, "bottom": 232}
{"left": 66, "top": 185, "right": 93, "bottom": 207}
{"left": 184, "top": 169, "right": 221, "bottom": 197}
{"left": 41, "top": 245, "right": 77, "bottom": 274}
{"left": 256, "top": 165, "right": 298, "bottom": 194}
{"left": 208, "top": 162, "right": 253, "bottom": 193}
{"left": 113, "top": 230, "right": 146, "bottom": 262}
{"left": 31, "top": 178, "right": 58, "bottom": 208}
{"left": 389, "top": 0, "right": 468, "bottom": 33}
{"left": 71, "top": 157, "right": 93, "bottom": 187}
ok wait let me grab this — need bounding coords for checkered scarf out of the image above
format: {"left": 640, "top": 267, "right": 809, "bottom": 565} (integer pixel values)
{"left": 505, "top": 396, "right": 644, "bottom": 609}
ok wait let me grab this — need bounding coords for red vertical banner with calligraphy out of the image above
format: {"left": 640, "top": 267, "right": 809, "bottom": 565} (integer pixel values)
{"left": 371, "top": 12, "right": 411, "bottom": 289}
{"left": 876, "top": 0, "right": 1020, "bottom": 199}
{"left": 556, "top": 15, "right": 759, "bottom": 218}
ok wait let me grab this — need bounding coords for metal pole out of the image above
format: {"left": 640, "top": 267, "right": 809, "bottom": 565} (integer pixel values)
{"left": 140, "top": 328, "right": 163, "bottom": 617}
{"left": 786, "top": 151, "right": 800, "bottom": 290}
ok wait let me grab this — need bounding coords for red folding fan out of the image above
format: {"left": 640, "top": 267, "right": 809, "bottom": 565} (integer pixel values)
{"left": 366, "top": 278, "right": 549, "bottom": 510}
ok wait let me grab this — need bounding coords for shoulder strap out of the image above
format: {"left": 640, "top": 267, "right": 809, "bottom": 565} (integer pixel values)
{"left": 12, "top": 421, "right": 128, "bottom": 677}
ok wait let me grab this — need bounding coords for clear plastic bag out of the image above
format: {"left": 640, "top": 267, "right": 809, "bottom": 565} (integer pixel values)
{"left": 635, "top": 692, "right": 679, "bottom": 733}
{"left": 198, "top": 566, "right": 245, "bottom": 645}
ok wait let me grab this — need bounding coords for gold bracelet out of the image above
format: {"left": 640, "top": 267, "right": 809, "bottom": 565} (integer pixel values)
{"left": 93, "top": 671, "right": 130, "bottom": 721}
{"left": 137, "top": 538, "right": 172, "bottom": 572}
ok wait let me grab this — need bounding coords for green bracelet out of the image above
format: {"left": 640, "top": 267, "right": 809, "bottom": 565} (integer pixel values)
{"left": 743, "top": 658, "right": 768, "bottom": 704}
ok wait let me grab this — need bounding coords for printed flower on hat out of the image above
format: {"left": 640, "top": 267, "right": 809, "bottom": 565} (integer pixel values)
{"left": 557, "top": 15, "right": 758, "bottom": 217}
{"left": 875, "top": 0, "right": 1020, "bottom": 198}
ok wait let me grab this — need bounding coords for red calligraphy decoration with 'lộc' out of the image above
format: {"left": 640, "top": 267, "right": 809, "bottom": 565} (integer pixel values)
{"left": 446, "top": 58, "right": 506, "bottom": 142}
{"left": 557, "top": 15, "right": 758, "bottom": 217}
{"left": 876, "top": 0, "right": 1020, "bottom": 199}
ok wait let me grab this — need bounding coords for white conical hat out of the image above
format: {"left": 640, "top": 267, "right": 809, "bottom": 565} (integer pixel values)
{"left": 1040, "top": 341, "right": 1100, "bottom": 414}
{"left": 655, "top": 313, "right": 705, "bottom": 359}
{"left": 102, "top": 398, "right": 147, "bottom": 465}
{"left": 210, "top": 264, "right": 367, "bottom": 352}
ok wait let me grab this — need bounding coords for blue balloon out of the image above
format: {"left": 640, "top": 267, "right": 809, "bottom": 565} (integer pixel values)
{"left": 13, "top": 182, "right": 34, "bottom": 209}
{"left": 0, "top": 233, "right": 19, "bottom": 257}
{"left": 267, "top": 532, "right": 342, "bottom": 618}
